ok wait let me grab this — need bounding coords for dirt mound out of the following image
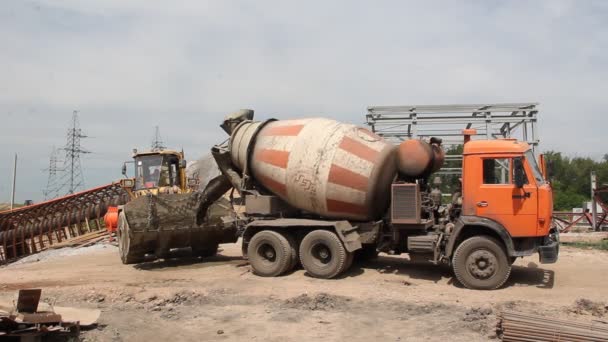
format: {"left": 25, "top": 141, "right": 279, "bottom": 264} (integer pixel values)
{"left": 462, "top": 305, "right": 494, "bottom": 335}
{"left": 281, "top": 293, "right": 352, "bottom": 311}
{"left": 570, "top": 298, "right": 608, "bottom": 317}
{"left": 463, "top": 306, "right": 493, "bottom": 321}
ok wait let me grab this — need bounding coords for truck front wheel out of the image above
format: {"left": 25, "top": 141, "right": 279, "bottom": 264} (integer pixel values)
{"left": 299, "top": 230, "right": 352, "bottom": 279}
{"left": 452, "top": 236, "right": 511, "bottom": 290}
{"left": 247, "top": 230, "right": 293, "bottom": 277}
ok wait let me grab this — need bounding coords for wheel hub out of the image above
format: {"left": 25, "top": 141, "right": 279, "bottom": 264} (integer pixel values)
{"left": 318, "top": 248, "right": 329, "bottom": 259}
{"left": 258, "top": 243, "right": 276, "bottom": 262}
{"left": 467, "top": 250, "right": 497, "bottom": 279}
{"left": 312, "top": 244, "right": 332, "bottom": 265}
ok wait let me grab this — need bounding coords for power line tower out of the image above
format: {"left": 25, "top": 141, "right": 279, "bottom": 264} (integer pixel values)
{"left": 58, "top": 110, "right": 90, "bottom": 195}
{"left": 42, "top": 146, "right": 64, "bottom": 200}
{"left": 151, "top": 125, "right": 166, "bottom": 151}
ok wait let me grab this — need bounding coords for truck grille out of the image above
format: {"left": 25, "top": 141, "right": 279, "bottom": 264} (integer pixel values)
{"left": 392, "top": 183, "right": 420, "bottom": 224}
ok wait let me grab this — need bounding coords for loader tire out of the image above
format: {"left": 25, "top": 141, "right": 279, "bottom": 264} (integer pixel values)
{"left": 452, "top": 236, "right": 511, "bottom": 290}
{"left": 117, "top": 212, "right": 145, "bottom": 264}
{"left": 248, "top": 230, "right": 293, "bottom": 277}
{"left": 299, "top": 230, "right": 349, "bottom": 279}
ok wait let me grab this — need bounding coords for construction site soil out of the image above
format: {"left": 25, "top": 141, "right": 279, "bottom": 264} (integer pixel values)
{"left": 1, "top": 242, "right": 607, "bottom": 341}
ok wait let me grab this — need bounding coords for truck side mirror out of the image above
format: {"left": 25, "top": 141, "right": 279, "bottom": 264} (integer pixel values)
{"left": 180, "top": 159, "right": 187, "bottom": 168}
{"left": 121, "top": 163, "right": 127, "bottom": 177}
{"left": 513, "top": 157, "right": 525, "bottom": 188}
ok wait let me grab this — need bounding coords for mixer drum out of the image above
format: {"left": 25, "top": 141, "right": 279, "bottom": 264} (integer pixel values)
{"left": 230, "top": 118, "right": 397, "bottom": 221}
{"left": 396, "top": 139, "right": 445, "bottom": 178}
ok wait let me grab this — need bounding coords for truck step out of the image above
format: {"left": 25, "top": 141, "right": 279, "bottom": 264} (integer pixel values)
{"left": 407, "top": 235, "right": 439, "bottom": 253}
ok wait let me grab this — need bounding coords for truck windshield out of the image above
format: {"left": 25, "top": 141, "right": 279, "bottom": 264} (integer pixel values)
{"left": 525, "top": 150, "right": 544, "bottom": 185}
{"left": 135, "top": 155, "right": 163, "bottom": 189}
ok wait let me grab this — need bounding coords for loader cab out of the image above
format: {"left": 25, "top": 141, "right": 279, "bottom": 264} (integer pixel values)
{"left": 131, "top": 150, "right": 187, "bottom": 194}
{"left": 461, "top": 140, "right": 553, "bottom": 238}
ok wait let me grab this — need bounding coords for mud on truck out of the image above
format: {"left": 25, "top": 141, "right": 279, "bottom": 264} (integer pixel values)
{"left": 118, "top": 109, "right": 559, "bottom": 290}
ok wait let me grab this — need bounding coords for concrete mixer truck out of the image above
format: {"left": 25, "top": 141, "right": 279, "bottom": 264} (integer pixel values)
{"left": 118, "top": 109, "right": 559, "bottom": 290}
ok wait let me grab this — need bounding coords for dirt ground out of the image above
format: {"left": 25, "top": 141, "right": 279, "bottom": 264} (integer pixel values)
{"left": 1, "top": 241, "right": 607, "bottom": 341}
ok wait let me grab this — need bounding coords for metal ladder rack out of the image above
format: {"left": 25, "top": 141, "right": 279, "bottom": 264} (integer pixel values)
{"left": 365, "top": 103, "right": 540, "bottom": 175}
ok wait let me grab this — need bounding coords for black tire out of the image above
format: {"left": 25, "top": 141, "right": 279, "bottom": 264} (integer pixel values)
{"left": 193, "top": 244, "right": 219, "bottom": 258}
{"left": 452, "top": 236, "right": 512, "bottom": 290}
{"left": 354, "top": 245, "right": 379, "bottom": 262}
{"left": 283, "top": 233, "right": 299, "bottom": 272}
{"left": 248, "top": 230, "right": 293, "bottom": 277}
{"left": 342, "top": 251, "right": 354, "bottom": 274}
{"left": 299, "top": 230, "right": 349, "bottom": 279}
{"left": 117, "top": 212, "right": 145, "bottom": 264}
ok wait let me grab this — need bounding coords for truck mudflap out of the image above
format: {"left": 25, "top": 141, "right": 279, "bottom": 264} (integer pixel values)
{"left": 539, "top": 229, "right": 559, "bottom": 264}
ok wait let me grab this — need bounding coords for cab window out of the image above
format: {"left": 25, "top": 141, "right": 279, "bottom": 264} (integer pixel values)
{"left": 162, "top": 155, "right": 181, "bottom": 187}
{"left": 135, "top": 155, "right": 163, "bottom": 189}
{"left": 525, "top": 151, "right": 545, "bottom": 185}
{"left": 482, "top": 158, "right": 528, "bottom": 185}
{"left": 483, "top": 158, "right": 510, "bottom": 184}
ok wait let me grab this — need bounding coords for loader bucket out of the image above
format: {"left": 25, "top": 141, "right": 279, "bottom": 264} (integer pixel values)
{"left": 118, "top": 192, "right": 236, "bottom": 264}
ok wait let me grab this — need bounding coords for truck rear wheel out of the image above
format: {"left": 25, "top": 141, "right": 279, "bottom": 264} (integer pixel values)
{"left": 248, "top": 230, "right": 293, "bottom": 277}
{"left": 452, "top": 236, "right": 511, "bottom": 290}
{"left": 299, "top": 230, "right": 351, "bottom": 279}
{"left": 117, "top": 212, "right": 145, "bottom": 264}
{"left": 284, "top": 233, "right": 299, "bottom": 271}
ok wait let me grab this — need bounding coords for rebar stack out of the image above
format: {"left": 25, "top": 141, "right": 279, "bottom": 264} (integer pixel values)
{"left": 0, "top": 183, "right": 128, "bottom": 263}
{"left": 498, "top": 311, "right": 608, "bottom": 341}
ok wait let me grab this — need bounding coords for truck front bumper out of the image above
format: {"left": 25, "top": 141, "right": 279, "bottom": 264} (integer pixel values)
{"left": 538, "top": 229, "right": 559, "bottom": 264}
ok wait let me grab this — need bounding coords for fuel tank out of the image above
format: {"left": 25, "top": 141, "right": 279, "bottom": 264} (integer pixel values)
{"left": 230, "top": 118, "right": 397, "bottom": 221}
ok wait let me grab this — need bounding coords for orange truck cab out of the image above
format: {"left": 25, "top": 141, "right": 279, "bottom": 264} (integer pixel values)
{"left": 446, "top": 137, "right": 559, "bottom": 266}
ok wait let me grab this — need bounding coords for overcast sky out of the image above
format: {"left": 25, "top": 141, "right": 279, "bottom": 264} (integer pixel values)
{"left": 1, "top": 0, "right": 606, "bottom": 203}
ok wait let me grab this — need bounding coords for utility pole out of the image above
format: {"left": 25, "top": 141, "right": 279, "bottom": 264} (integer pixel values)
{"left": 591, "top": 171, "right": 598, "bottom": 231}
{"left": 10, "top": 153, "right": 17, "bottom": 210}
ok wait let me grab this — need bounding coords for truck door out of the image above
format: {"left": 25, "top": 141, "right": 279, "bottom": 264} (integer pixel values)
{"left": 469, "top": 156, "right": 538, "bottom": 237}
